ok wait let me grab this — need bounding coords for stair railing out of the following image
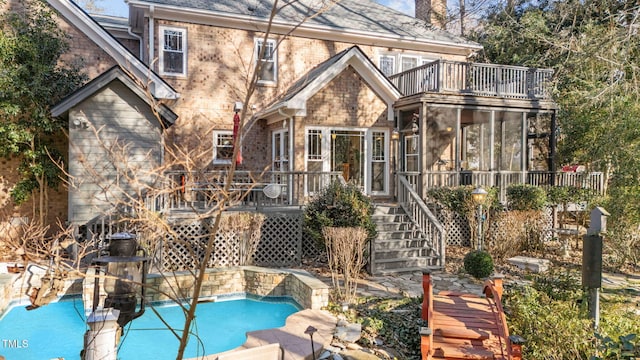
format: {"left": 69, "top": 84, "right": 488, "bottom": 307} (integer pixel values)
{"left": 397, "top": 174, "right": 446, "bottom": 267}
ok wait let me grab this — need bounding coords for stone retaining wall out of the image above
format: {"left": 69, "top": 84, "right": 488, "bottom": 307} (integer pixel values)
{"left": 1, "top": 266, "right": 330, "bottom": 315}
{"left": 145, "top": 267, "right": 329, "bottom": 310}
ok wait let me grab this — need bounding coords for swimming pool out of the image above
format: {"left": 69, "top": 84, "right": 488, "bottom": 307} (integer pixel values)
{"left": 0, "top": 295, "right": 299, "bottom": 359}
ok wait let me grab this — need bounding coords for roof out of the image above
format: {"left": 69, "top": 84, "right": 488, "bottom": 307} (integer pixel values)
{"left": 128, "top": 0, "right": 482, "bottom": 55}
{"left": 256, "top": 46, "right": 401, "bottom": 121}
{"left": 46, "top": 0, "right": 178, "bottom": 100}
{"left": 51, "top": 66, "right": 178, "bottom": 126}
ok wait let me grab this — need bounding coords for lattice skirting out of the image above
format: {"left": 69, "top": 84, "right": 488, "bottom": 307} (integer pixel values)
{"left": 158, "top": 213, "right": 303, "bottom": 272}
{"left": 432, "top": 206, "right": 553, "bottom": 248}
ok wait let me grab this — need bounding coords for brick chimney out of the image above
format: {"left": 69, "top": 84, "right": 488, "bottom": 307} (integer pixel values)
{"left": 415, "top": 0, "right": 446, "bottom": 29}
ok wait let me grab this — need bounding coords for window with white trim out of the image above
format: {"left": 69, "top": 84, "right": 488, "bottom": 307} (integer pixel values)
{"left": 400, "top": 55, "right": 419, "bottom": 72}
{"left": 371, "top": 131, "right": 387, "bottom": 193}
{"left": 213, "top": 131, "right": 234, "bottom": 164}
{"left": 255, "top": 38, "right": 277, "bottom": 84}
{"left": 159, "top": 26, "right": 187, "bottom": 76}
{"left": 379, "top": 55, "right": 395, "bottom": 76}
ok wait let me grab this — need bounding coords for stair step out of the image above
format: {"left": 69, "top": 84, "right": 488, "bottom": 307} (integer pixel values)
{"left": 373, "top": 204, "right": 403, "bottom": 215}
{"left": 374, "top": 238, "right": 423, "bottom": 249}
{"left": 376, "top": 222, "right": 414, "bottom": 231}
{"left": 375, "top": 231, "right": 416, "bottom": 241}
{"left": 432, "top": 343, "right": 495, "bottom": 359}
{"left": 372, "top": 213, "right": 409, "bottom": 222}
{"left": 374, "top": 265, "right": 440, "bottom": 275}
{"left": 375, "top": 248, "right": 426, "bottom": 259}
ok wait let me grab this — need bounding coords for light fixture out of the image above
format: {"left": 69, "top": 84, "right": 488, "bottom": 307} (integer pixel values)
{"left": 471, "top": 187, "right": 488, "bottom": 251}
{"left": 92, "top": 232, "right": 149, "bottom": 328}
{"left": 411, "top": 113, "right": 419, "bottom": 135}
{"left": 391, "top": 128, "right": 400, "bottom": 141}
{"left": 305, "top": 325, "right": 318, "bottom": 360}
{"left": 471, "top": 186, "right": 488, "bottom": 204}
{"left": 331, "top": 133, "right": 337, "bottom": 140}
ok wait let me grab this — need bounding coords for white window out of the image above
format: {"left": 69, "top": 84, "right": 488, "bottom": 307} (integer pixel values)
{"left": 255, "top": 38, "right": 277, "bottom": 84}
{"left": 370, "top": 131, "right": 388, "bottom": 193}
{"left": 379, "top": 55, "right": 395, "bottom": 76}
{"left": 400, "top": 56, "right": 419, "bottom": 72}
{"left": 159, "top": 26, "right": 187, "bottom": 76}
{"left": 213, "top": 131, "right": 234, "bottom": 164}
{"left": 272, "top": 130, "right": 289, "bottom": 172}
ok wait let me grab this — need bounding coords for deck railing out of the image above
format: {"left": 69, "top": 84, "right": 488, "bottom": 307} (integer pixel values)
{"left": 162, "top": 170, "right": 345, "bottom": 210}
{"left": 397, "top": 174, "right": 446, "bottom": 268}
{"left": 424, "top": 170, "right": 604, "bottom": 202}
{"left": 389, "top": 60, "right": 554, "bottom": 99}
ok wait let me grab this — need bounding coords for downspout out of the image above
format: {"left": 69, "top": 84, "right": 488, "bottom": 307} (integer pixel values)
{"left": 277, "top": 108, "right": 294, "bottom": 172}
{"left": 127, "top": 27, "right": 144, "bottom": 62}
{"left": 149, "top": 5, "right": 155, "bottom": 70}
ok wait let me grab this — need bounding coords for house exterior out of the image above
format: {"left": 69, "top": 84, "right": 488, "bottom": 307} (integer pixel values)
{"left": 3, "top": 0, "right": 589, "bottom": 271}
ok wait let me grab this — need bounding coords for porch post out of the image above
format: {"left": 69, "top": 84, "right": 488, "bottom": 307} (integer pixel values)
{"left": 489, "top": 111, "right": 495, "bottom": 187}
{"left": 521, "top": 112, "right": 527, "bottom": 184}
{"left": 455, "top": 108, "right": 461, "bottom": 186}
{"left": 420, "top": 102, "right": 427, "bottom": 197}
{"left": 550, "top": 111, "right": 557, "bottom": 186}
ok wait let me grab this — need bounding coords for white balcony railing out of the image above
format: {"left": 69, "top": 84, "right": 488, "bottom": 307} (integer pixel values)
{"left": 389, "top": 61, "right": 554, "bottom": 100}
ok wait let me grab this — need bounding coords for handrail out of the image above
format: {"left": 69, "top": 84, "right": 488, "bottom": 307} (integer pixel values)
{"left": 483, "top": 279, "right": 513, "bottom": 359}
{"left": 389, "top": 59, "right": 554, "bottom": 100}
{"left": 398, "top": 174, "right": 446, "bottom": 267}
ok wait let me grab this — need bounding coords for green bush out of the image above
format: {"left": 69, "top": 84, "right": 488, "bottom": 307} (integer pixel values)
{"left": 506, "top": 184, "right": 547, "bottom": 211}
{"left": 505, "top": 286, "right": 640, "bottom": 359}
{"left": 303, "top": 181, "right": 376, "bottom": 249}
{"left": 463, "top": 250, "right": 494, "bottom": 279}
{"left": 426, "top": 186, "right": 502, "bottom": 216}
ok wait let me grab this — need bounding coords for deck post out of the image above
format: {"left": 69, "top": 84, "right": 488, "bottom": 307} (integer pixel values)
{"left": 421, "top": 269, "right": 433, "bottom": 360}
{"left": 509, "top": 335, "right": 526, "bottom": 360}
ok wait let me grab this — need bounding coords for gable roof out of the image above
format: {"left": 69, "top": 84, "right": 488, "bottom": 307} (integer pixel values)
{"left": 257, "top": 46, "right": 401, "bottom": 121}
{"left": 51, "top": 66, "right": 178, "bottom": 126}
{"left": 46, "top": 0, "right": 178, "bottom": 100}
{"left": 128, "top": 0, "right": 482, "bottom": 55}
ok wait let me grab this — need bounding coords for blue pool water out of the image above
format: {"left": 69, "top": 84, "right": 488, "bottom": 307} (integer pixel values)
{"left": 0, "top": 296, "right": 299, "bottom": 360}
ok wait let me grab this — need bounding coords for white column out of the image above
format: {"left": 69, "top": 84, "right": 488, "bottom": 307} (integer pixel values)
{"left": 83, "top": 309, "right": 120, "bottom": 360}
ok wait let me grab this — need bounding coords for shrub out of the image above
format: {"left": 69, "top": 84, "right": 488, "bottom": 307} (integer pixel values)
{"left": 303, "top": 181, "right": 376, "bottom": 249}
{"left": 507, "top": 184, "right": 547, "bottom": 211}
{"left": 463, "top": 250, "right": 494, "bottom": 279}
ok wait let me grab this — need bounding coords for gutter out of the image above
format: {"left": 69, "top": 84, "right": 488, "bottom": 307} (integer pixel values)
{"left": 126, "top": 0, "right": 482, "bottom": 56}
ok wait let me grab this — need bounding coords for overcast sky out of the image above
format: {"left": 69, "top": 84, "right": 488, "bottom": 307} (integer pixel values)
{"left": 93, "top": 1, "right": 413, "bottom": 17}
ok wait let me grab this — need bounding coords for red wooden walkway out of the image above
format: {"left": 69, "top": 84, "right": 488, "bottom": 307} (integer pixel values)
{"left": 420, "top": 272, "right": 524, "bottom": 360}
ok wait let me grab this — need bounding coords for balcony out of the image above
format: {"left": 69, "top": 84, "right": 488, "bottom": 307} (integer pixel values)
{"left": 389, "top": 60, "right": 554, "bottom": 100}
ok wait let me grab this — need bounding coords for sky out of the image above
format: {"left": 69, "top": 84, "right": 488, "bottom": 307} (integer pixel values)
{"left": 91, "top": 0, "right": 413, "bottom": 17}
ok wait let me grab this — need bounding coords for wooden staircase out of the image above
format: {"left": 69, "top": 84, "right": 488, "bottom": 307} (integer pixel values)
{"left": 370, "top": 204, "right": 441, "bottom": 275}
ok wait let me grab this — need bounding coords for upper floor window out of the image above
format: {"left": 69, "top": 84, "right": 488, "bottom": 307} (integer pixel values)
{"left": 159, "top": 26, "right": 187, "bottom": 76}
{"left": 213, "top": 131, "right": 234, "bottom": 164}
{"left": 255, "top": 38, "right": 277, "bottom": 84}
{"left": 379, "top": 55, "right": 395, "bottom": 77}
{"left": 400, "top": 56, "right": 419, "bottom": 72}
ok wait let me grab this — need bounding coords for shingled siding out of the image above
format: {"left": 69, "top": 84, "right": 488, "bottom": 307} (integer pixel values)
{"left": 67, "top": 81, "right": 164, "bottom": 225}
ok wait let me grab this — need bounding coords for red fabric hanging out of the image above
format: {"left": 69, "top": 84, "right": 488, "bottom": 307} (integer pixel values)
{"left": 233, "top": 112, "right": 243, "bottom": 165}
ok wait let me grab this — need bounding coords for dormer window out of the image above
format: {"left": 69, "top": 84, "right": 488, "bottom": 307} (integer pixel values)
{"left": 255, "top": 38, "right": 277, "bottom": 84}
{"left": 159, "top": 26, "right": 187, "bottom": 76}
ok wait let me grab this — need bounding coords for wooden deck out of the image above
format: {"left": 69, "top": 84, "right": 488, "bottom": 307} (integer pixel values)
{"left": 420, "top": 272, "right": 524, "bottom": 360}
